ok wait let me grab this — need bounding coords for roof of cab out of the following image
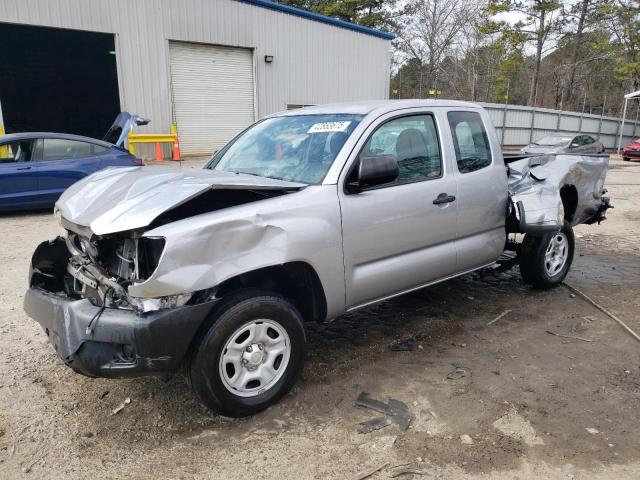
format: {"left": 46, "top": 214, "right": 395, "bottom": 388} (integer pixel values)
{"left": 0, "top": 132, "right": 114, "bottom": 148}
{"left": 274, "top": 99, "right": 484, "bottom": 117}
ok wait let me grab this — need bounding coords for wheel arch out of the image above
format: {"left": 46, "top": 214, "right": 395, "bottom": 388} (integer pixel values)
{"left": 214, "top": 261, "right": 328, "bottom": 324}
{"left": 560, "top": 184, "right": 578, "bottom": 223}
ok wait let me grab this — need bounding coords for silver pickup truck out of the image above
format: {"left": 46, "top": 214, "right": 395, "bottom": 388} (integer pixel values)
{"left": 24, "top": 100, "right": 611, "bottom": 416}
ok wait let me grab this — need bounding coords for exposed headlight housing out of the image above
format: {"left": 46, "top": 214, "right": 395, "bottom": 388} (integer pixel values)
{"left": 130, "top": 293, "right": 193, "bottom": 313}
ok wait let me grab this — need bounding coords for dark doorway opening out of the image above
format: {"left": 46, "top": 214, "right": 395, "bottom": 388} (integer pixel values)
{"left": 0, "top": 23, "right": 120, "bottom": 139}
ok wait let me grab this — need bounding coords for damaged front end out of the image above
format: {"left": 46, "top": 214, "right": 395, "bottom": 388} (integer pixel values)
{"left": 24, "top": 167, "right": 307, "bottom": 379}
{"left": 25, "top": 228, "right": 218, "bottom": 377}
{"left": 506, "top": 154, "right": 612, "bottom": 234}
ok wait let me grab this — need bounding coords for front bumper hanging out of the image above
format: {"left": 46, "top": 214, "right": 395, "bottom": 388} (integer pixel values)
{"left": 24, "top": 287, "right": 217, "bottom": 378}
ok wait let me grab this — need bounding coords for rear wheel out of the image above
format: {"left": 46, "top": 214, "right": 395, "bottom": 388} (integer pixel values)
{"left": 519, "top": 221, "right": 575, "bottom": 289}
{"left": 189, "top": 290, "right": 306, "bottom": 417}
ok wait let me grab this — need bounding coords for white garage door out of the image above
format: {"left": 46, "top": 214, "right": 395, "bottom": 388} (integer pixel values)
{"left": 169, "top": 42, "right": 255, "bottom": 156}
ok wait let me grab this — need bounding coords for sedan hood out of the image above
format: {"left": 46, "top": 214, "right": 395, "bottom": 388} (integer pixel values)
{"left": 521, "top": 145, "right": 562, "bottom": 154}
{"left": 56, "top": 167, "right": 306, "bottom": 235}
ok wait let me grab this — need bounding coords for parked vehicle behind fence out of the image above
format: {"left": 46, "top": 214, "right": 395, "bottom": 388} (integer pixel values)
{"left": 24, "top": 100, "right": 611, "bottom": 417}
{"left": 622, "top": 138, "right": 640, "bottom": 161}
{"left": 520, "top": 134, "right": 604, "bottom": 155}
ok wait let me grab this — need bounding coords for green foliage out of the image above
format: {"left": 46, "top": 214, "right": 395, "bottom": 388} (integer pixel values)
{"left": 278, "top": 0, "right": 395, "bottom": 29}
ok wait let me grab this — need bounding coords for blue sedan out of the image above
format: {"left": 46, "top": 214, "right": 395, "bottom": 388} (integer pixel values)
{"left": 0, "top": 113, "right": 147, "bottom": 211}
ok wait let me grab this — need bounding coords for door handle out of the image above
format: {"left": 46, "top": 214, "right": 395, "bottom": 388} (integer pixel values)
{"left": 16, "top": 166, "right": 32, "bottom": 170}
{"left": 433, "top": 193, "right": 456, "bottom": 205}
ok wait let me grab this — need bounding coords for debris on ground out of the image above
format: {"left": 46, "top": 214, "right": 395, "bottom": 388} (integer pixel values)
{"left": 487, "top": 309, "right": 513, "bottom": 326}
{"left": 388, "top": 398, "right": 411, "bottom": 431}
{"left": 546, "top": 330, "right": 593, "bottom": 343}
{"left": 390, "top": 468, "right": 427, "bottom": 477}
{"left": 358, "top": 416, "right": 392, "bottom": 434}
{"left": 356, "top": 393, "right": 412, "bottom": 433}
{"left": 564, "top": 282, "right": 640, "bottom": 343}
{"left": 389, "top": 334, "right": 428, "bottom": 352}
{"left": 22, "top": 451, "right": 47, "bottom": 474}
{"left": 460, "top": 434, "right": 474, "bottom": 445}
{"left": 356, "top": 392, "right": 388, "bottom": 414}
{"left": 586, "top": 427, "right": 600, "bottom": 435}
{"left": 389, "top": 337, "right": 416, "bottom": 351}
{"left": 446, "top": 367, "right": 468, "bottom": 380}
{"left": 351, "top": 462, "right": 389, "bottom": 480}
{"left": 111, "top": 397, "right": 131, "bottom": 415}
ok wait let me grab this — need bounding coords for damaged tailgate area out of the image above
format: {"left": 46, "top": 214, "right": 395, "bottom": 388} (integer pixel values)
{"left": 506, "top": 154, "right": 612, "bottom": 234}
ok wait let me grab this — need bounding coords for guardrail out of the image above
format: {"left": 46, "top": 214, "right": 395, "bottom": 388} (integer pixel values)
{"left": 128, "top": 124, "right": 181, "bottom": 161}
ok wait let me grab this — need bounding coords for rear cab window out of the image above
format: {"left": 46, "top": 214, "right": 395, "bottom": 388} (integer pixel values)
{"left": 447, "top": 111, "right": 492, "bottom": 173}
{"left": 356, "top": 114, "right": 442, "bottom": 187}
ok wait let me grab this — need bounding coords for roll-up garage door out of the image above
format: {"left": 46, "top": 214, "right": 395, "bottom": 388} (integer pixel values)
{"left": 169, "top": 42, "right": 255, "bottom": 156}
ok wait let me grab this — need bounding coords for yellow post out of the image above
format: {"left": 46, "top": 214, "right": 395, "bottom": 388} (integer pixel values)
{"left": 128, "top": 131, "right": 137, "bottom": 156}
{"left": 0, "top": 124, "right": 7, "bottom": 158}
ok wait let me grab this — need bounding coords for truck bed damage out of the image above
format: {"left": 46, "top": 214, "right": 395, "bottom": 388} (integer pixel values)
{"left": 507, "top": 154, "right": 611, "bottom": 234}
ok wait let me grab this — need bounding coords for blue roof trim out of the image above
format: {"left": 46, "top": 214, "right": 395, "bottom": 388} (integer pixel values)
{"left": 238, "top": 0, "right": 395, "bottom": 40}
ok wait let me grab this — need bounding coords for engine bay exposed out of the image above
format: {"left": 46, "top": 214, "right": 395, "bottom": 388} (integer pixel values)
{"left": 30, "top": 230, "right": 166, "bottom": 312}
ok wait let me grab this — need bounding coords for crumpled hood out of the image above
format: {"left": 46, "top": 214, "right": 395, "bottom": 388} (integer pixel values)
{"left": 56, "top": 167, "right": 305, "bottom": 235}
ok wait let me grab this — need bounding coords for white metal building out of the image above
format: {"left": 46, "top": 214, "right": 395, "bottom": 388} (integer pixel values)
{"left": 0, "top": 0, "right": 393, "bottom": 155}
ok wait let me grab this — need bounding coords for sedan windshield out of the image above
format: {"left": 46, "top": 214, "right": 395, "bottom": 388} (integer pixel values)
{"left": 207, "top": 114, "right": 362, "bottom": 184}
{"left": 533, "top": 135, "right": 572, "bottom": 147}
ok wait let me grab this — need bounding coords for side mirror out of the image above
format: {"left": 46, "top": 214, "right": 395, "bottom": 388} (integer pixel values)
{"left": 570, "top": 143, "right": 579, "bottom": 148}
{"left": 348, "top": 155, "right": 399, "bottom": 192}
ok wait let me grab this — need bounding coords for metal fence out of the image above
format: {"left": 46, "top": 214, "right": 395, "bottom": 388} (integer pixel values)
{"left": 478, "top": 102, "right": 640, "bottom": 149}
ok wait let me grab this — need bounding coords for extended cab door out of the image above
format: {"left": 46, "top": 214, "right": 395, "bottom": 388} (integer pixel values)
{"left": 339, "top": 110, "right": 458, "bottom": 309}
{"left": 446, "top": 110, "right": 508, "bottom": 271}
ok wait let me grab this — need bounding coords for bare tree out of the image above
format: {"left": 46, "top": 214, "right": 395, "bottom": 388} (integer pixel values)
{"left": 395, "top": 0, "right": 481, "bottom": 98}
{"left": 489, "top": 1, "right": 562, "bottom": 106}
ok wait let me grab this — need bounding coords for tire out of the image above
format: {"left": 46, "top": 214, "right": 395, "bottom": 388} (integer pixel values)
{"left": 623, "top": 157, "right": 630, "bottom": 162}
{"left": 519, "top": 221, "right": 575, "bottom": 289}
{"left": 189, "top": 290, "right": 306, "bottom": 417}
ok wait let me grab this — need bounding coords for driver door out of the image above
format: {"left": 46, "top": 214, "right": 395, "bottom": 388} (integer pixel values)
{"left": 339, "top": 111, "right": 458, "bottom": 308}
{"left": 0, "top": 138, "right": 39, "bottom": 209}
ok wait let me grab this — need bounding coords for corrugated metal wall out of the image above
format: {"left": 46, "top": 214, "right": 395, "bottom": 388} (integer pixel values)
{"left": 0, "top": 0, "right": 391, "bottom": 143}
{"left": 480, "top": 102, "right": 640, "bottom": 149}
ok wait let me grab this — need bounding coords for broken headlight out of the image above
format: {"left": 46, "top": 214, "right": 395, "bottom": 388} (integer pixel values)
{"left": 130, "top": 293, "right": 193, "bottom": 313}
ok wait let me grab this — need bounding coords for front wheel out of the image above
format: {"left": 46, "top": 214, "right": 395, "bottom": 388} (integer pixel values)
{"left": 189, "top": 290, "right": 306, "bottom": 417}
{"left": 519, "top": 221, "right": 575, "bottom": 289}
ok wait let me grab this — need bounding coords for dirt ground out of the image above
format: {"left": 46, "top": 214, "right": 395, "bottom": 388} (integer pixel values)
{"left": 1, "top": 156, "right": 639, "bottom": 479}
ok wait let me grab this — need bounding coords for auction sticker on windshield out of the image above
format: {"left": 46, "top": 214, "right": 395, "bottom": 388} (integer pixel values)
{"left": 308, "top": 121, "right": 351, "bottom": 133}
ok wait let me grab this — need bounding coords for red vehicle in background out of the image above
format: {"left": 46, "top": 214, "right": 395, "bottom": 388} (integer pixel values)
{"left": 622, "top": 138, "right": 640, "bottom": 161}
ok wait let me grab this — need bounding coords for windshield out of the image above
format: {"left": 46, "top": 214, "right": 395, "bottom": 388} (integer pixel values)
{"left": 533, "top": 135, "right": 572, "bottom": 147}
{"left": 207, "top": 114, "right": 362, "bottom": 184}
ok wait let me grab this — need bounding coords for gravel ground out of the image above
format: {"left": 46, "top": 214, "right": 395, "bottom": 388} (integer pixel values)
{"left": 1, "top": 156, "right": 639, "bottom": 479}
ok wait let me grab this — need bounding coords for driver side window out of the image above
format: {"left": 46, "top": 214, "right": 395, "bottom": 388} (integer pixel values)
{"left": 0, "top": 140, "right": 35, "bottom": 163}
{"left": 358, "top": 114, "right": 442, "bottom": 187}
